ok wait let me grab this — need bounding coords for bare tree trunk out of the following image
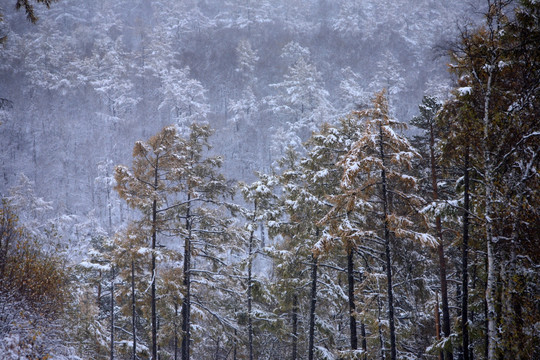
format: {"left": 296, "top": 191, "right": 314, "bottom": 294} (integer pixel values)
{"left": 182, "top": 193, "right": 192, "bottom": 360}
{"left": 379, "top": 122, "right": 396, "bottom": 360}
{"left": 132, "top": 259, "right": 137, "bottom": 360}
{"left": 348, "top": 247, "right": 358, "bottom": 350}
{"left": 174, "top": 303, "right": 178, "bottom": 360}
{"left": 233, "top": 329, "right": 237, "bottom": 360}
{"left": 214, "top": 336, "right": 220, "bottom": 360}
{"left": 435, "top": 292, "right": 442, "bottom": 360}
{"left": 247, "top": 200, "right": 258, "bottom": 360}
{"left": 429, "top": 119, "right": 452, "bottom": 360}
{"left": 456, "top": 268, "right": 463, "bottom": 360}
{"left": 308, "top": 253, "right": 318, "bottom": 360}
{"left": 291, "top": 294, "right": 298, "bottom": 360}
{"left": 377, "top": 289, "right": 385, "bottom": 360}
{"left": 470, "top": 260, "right": 478, "bottom": 360}
{"left": 106, "top": 166, "right": 112, "bottom": 233}
{"left": 110, "top": 266, "right": 115, "bottom": 360}
{"left": 462, "top": 145, "right": 470, "bottom": 360}
{"left": 361, "top": 322, "right": 367, "bottom": 360}
{"left": 483, "top": 65, "right": 497, "bottom": 360}
{"left": 151, "top": 163, "right": 158, "bottom": 360}
{"left": 248, "top": 226, "right": 254, "bottom": 360}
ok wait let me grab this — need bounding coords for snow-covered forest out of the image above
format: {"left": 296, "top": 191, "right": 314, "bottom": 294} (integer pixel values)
{"left": 0, "top": 0, "right": 538, "bottom": 359}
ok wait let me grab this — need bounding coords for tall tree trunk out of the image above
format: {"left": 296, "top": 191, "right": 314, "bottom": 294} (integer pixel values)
{"left": 110, "top": 266, "right": 115, "bottom": 360}
{"left": 247, "top": 226, "right": 254, "bottom": 360}
{"left": 292, "top": 294, "right": 298, "bottom": 360}
{"left": 151, "top": 163, "right": 158, "bottom": 360}
{"left": 484, "top": 296, "right": 488, "bottom": 360}
{"left": 347, "top": 246, "right": 358, "bottom": 350}
{"left": 470, "top": 260, "right": 478, "bottom": 360}
{"left": 308, "top": 253, "right": 318, "bottom": 360}
{"left": 456, "top": 268, "right": 463, "bottom": 360}
{"left": 132, "top": 259, "right": 137, "bottom": 360}
{"left": 174, "top": 303, "right": 178, "bottom": 360}
{"left": 377, "top": 289, "right": 385, "bottom": 360}
{"left": 214, "top": 336, "right": 220, "bottom": 359}
{"left": 247, "top": 199, "right": 258, "bottom": 360}
{"left": 233, "top": 328, "right": 238, "bottom": 360}
{"left": 430, "top": 119, "right": 452, "bottom": 360}
{"left": 379, "top": 122, "right": 396, "bottom": 360}
{"left": 483, "top": 67, "right": 497, "bottom": 360}
{"left": 462, "top": 145, "right": 470, "bottom": 360}
{"left": 106, "top": 166, "right": 112, "bottom": 234}
{"left": 361, "top": 322, "right": 367, "bottom": 360}
{"left": 182, "top": 193, "right": 192, "bottom": 360}
{"left": 435, "top": 292, "right": 442, "bottom": 360}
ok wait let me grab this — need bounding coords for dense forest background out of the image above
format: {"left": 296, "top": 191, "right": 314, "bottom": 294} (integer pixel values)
{"left": 0, "top": 0, "right": 538, "bottom": 359}
{"left": 0, "top": 0, "right": 464, "bottom": 216}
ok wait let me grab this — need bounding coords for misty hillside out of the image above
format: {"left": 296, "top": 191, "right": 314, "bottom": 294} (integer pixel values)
{"left": 1, "top": 0, "right": 468, "bottom": 221}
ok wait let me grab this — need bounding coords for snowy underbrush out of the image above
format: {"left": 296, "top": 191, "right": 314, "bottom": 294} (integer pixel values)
{"left": 0, "top": 291, "right": 80, "bottom": 359}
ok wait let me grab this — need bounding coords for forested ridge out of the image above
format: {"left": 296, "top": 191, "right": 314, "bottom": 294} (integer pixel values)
{"left": 0, "top": 0, "right": 538, "bottom": 359}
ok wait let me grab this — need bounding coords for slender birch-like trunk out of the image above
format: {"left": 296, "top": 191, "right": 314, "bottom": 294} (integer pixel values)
{"left": 482, "top": 65, "right": 497, "bottom": 360}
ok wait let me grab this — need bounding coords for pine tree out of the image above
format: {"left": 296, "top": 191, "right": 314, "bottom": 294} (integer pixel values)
{"left": 411, "top": 95, "right": 453, "bottom": 360}
{"left": 315, "top": 114, "right": 369, "bottom": 358}
{"left": 338, "top": 90, "right": 436, "bottom": 360}
{"left": 239, "top": 172, "right": 279, "bottom": 360}
{"left": 169, "top": 122, "right": 235, "bottom": 360}
{"left": 115, "top": 125, "right": 187, "bottom": 360}
{"left": 438, "top": 91, "right": 479, "bottom": 359}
